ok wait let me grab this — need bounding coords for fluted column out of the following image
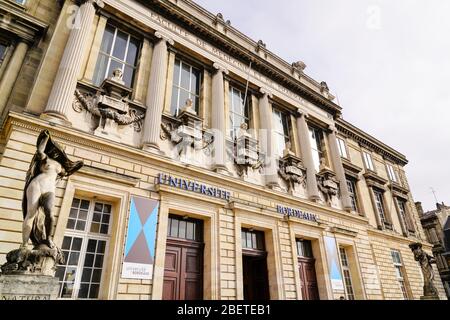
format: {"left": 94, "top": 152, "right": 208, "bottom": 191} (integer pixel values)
{"left": 296, "top": 112, "right": 320, "bottom": 201}
{"left": 142, "top": 32, "right": 174, "bottom": 153}
{"left": 258, "top": 89, "right": 279, "bottom": 188}
{"left": 0, "top": 41, "right": 29, "bottom": 115}
{"left": 211, "top": 63, "right": 228, "bottom": 173}
{"left": 43, "top": 0, "right": 103, "bottom": 125}
{"left": 327, "top": 126, "right": 352, "bottom": 211}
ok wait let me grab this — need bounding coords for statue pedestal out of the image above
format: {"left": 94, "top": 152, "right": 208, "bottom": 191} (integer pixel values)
{"left": 0, "top": 274, "right": 60, "bottom": 300}
{"left": 420, "top": 295, "right": 440, "bottom": 300}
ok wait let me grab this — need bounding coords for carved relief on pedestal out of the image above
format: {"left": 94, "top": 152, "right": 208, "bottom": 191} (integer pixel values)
{"left": 160, "top": 99, "right": 213, "bottom": 157}
{"left": 232, "top": 123, "right": 263, "bottom": 177}
{"left": 278, "top": 143, "right": 306, "bottom": 193}
{"left": 317, "top": 157, "right": 340, "bottom": 206}
{"left": 72, "top": 69, "right": 145, "bottom": 141}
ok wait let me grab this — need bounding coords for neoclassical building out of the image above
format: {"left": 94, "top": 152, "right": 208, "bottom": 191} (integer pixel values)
{"left": 0, "top": 0, "right": 446, "bottom": 300}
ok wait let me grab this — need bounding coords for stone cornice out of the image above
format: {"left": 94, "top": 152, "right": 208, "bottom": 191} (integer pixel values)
{"left": 336, "top": 118, "right": 408, "bottom": 166}
{"left": 367, "top": 227, "right": 430, "bottom": 248}
{"left": 342, "top": 158, "right": 363, "bottom": 179}
{"left": 0, "top": 1, "right": 48, "bottom": 43}
{"left": 134, "top": 0, "right": 342, "bottom": 117}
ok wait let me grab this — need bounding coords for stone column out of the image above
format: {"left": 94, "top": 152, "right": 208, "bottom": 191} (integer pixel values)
{"left": 0, "top": 41, "right": 29, "bottom": 115}
{"left": 43, "top": 0, "right": 103, "bottom": 125}
{"left": 211, "top": 63, "right": 228, "bottom": 173}
{"left": 327, "top": 126, "right": 353, "bottom": 211}
{"left": 141, "top": 32, "right": 174, "bottom": 153}
{"left": 258, "top": 89, "right": 279, "bottom": 188}
{"left": 296, "top": 112, "right": 320, "bottom": 201}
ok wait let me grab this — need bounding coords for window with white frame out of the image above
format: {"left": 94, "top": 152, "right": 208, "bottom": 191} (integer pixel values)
{"left": 309, "top": 127, "right": 323, "bottom": 172}
{"left": 170, "top": 58, "right": 201, "bottom": 116}
{"left": 391, "top": 250, "right": 409, "bottom": 299}
{"left": 362, "top": 151, "right": 375, "bottom": 171}
{"left": 339, "top": 247, "right": 355, "bottom": 300}
{"left": 337, "top": 137, "right": 348, "bottom": 159}
{"left": 396, "top": 198, "right": 415, "bottom": 233}
{"left": 56, "top": 198, "right": 112, "bottom": 299}
{"left": 386, "top": 164, "right": 398, "bottom": 183}
{"left": 93, "top": 24, "right": 140, "bottom": 88}
{"left": 272, "top": 108, "right": 291, "bottom": 158}
{"left": 229, "top": 86, "right": 250, "bottom": 139}
{"left": 373, "top": 189, "right": 387, "bottom": 225}
{"left": 346, "top": 177, "right": 359, "bottom": 212}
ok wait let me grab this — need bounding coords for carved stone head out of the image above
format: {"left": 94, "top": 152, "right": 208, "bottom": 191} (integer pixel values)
{"left": 111, "top": 68, "right": 125, "bottom": 85}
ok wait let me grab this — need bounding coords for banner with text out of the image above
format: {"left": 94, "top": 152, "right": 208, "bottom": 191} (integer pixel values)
{"left": 324, "top": 236, "right": 345, "bottom": 292}
{"left": 121, "top": 196, "right": 159, "bottom": 280}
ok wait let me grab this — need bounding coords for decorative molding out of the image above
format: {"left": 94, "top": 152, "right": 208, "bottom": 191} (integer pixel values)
{"left": 342, "top": 158, "right": 363, "bottom": 179}
{"left": 364, "top": 171, "right": 388, "bottom": 189}
{"left": 330, "top": 226, "right": 358, "bottom": 237}
{"left": 0, "top": 1, "right": 48, "bottom": 43}
{"left": 278, "top": 150, "right": 306, "bottom": 192}
{"left": 78, "top": 164, "right": 140, "bottom": 186}
{"left": 336, "top": 118, "right": 408, "bottom": 166}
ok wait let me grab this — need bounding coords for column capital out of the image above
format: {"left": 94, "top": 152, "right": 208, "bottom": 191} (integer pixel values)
{"left": 213, "top": 62, "right": 229, "bottom": 75}
{"left": 295, "top": 109, "right": 309, "bottom": 119}
{"left": 155, "top": 31, "right": 175, "bottom": 46}
{"left": 328, "top": 123, "right": 337, "bottom": 133}
{"left": 259, "top": 87, "right": 273, "bottom": 98}
{"left": 77, "top": 0, "right": 104, "bottom": 8}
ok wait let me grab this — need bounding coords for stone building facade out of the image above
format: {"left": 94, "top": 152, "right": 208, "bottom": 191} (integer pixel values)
{"left": 0, "top": 0, "right": 446, "bottom": 300}
{"left": 417, "top": 202, "right": 450, "bottom": 298}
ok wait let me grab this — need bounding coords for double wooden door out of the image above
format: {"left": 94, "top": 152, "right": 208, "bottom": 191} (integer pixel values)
{"left": 298, "top": 256, "right": 320, "bottom": 300}
{"left": 163, "top": 239, "right": 203, "bottom": 300}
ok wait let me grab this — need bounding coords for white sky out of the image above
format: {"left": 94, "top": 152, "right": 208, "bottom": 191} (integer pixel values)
{"left": 194, "top": 0, "right": 450, "bottom": 212}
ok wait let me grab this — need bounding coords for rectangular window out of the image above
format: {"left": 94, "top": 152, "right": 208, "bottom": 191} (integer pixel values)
{"left": 387, "top": 164, "right": 398, "bottom": 183}
{"left": 167, "top": 215, "right": 202, "bottom": 242}
{"left": 373, "top": 189, "right": 387, "bottom": 225}
{"left": 93, "top": 24, "right": 140, "bottom": 88}
{"left": 56, "top": 198, "right": 112, "bottom": 299}
{"left": 391, "top": 250, "right": 409, "bottom": 299}
{"left": 346, "top": 178, "right": 359, "bottom": 212}
{"left": 396, "top": 199, "right": 415, "bottom": 233}
{"left": 337, "top": 137, "right": 348, "bottom": 159}
{"left": 339, "top": 247, "right": 355, "bottom": 300}
{"left": 309, "top": 127, "right": 323, "bottom": 172}
{"left": 229, "top": 86, "right": 251, "bottom": 139}
{"left": 296, "top": 239, "right": 313, "bottom": 258}
{"left": 15, "top": 0, "right": 26, "bottom": 5}
{"left": 170, "top": 58, "right": 201, "bottom": 116}
{"left": 272, "top": 109, "right": 291, "bottom": 157}
{"left": 241, "top": 229, "right": 265, "bottom": 251}
{"left": 362, "top": 151, "right": 375, "bottom": 171}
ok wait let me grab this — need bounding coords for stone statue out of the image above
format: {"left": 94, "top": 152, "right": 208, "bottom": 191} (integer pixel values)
{"left": 111, "top": 68, "right": 125, "bottom": 85}
{"left": 1, "top": 130, "right": 83, "bottom": 275}
{"left": 283, "top": 141, "right": 295, "bottom": 157}
{"left": 409, "top": 242, "right": 439, "bottom": 298}
{"left": 236, "top": 122, "right": 250, "bottom": 139}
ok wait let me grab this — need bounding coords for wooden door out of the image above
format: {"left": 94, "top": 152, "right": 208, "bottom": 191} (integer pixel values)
{"left": 163, "top": 239, "right": 203, "bottom": 300}
{"left": 298, "top": 257, "right": 320, "bottom": 300}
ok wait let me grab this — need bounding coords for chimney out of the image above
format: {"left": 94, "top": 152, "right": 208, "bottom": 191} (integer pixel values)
{"left": 415, "top": 202, "right": 424, "bottom": 216}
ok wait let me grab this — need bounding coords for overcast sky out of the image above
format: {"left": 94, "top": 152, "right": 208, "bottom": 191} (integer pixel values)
{"left": 194, "top": 0, "right": 450, "bottom": 212}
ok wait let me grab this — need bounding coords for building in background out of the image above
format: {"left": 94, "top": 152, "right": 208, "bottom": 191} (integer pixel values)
{"left": 0, "top": 0, "right": 446, "bottom": 300}
{"left": 417, "top": 201, "right": 450, "bottom": 298}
